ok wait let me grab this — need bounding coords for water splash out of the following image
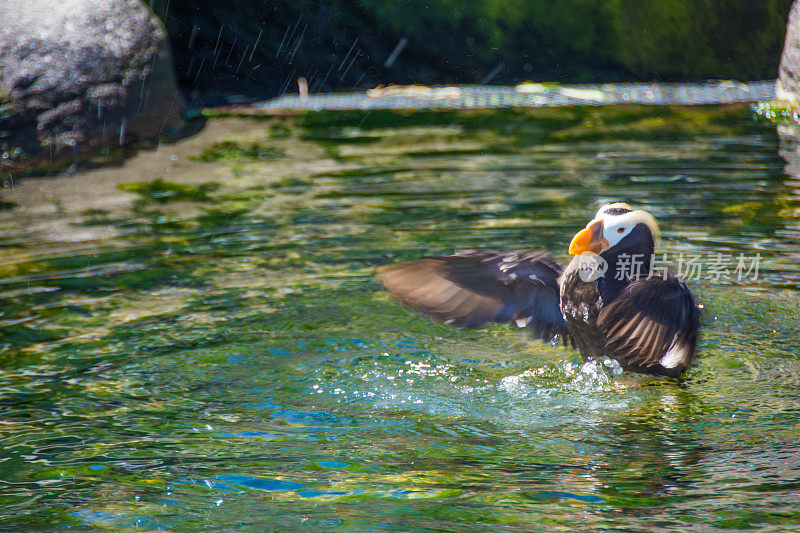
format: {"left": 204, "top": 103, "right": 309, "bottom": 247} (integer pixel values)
{"left": 500, "top": 358, "right": 625, "bottom": 397}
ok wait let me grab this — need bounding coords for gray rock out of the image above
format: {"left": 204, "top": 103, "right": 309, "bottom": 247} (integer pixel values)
{"left": 778, "top": 0, "right": 800, "bottom": 105}
{"left": 0, "top": 0, "right": 183, "bottom": 171}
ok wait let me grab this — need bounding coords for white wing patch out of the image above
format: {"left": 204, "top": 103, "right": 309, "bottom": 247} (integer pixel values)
{"left": 660, "top": 337, "right": 689, "bottom": 368}
{"left": 515, "top": 317, "right": 531, "bottom": 328}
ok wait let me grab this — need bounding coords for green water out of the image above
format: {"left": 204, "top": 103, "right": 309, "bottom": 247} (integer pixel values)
{"left": 1, "top": 106, "right": 799, "bottom": 531}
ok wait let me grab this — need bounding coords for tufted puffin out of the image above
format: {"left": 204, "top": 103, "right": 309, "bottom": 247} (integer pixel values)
{"left": 378, "top": 203, "right": 700, "bottom": 378}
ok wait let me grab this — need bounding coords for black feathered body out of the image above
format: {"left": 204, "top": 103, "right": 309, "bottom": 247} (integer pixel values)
{"left": 559, "top": 259, "right": 606, "bottom": 360}
{"left": 559, "top": 255, "right": 699, "bottom": 377}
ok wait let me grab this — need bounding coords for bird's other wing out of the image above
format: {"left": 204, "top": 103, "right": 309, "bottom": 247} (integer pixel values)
{"left": 377, "top": 249, "right": 570, "bottom": 343}
{"left": 597, "top": 273, "right": 699, "bottom": 377}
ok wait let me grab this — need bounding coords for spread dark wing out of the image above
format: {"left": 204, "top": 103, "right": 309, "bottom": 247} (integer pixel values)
{"left": 598, "top": 273, "right": 699, "bottom": 377}
{"left": 377, "top": 250, "right": 570, "bottom": 343}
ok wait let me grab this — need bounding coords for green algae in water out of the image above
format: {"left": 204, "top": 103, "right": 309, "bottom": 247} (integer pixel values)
{"left": 195, "top": 140, "right": 286, "bottom": 162}
{"left": 753, "top": 100, "right": 800, "bottom": 125}
{"left": 0, "top": 105, "right": 799, "bottom": 531}
{"left": 118, "top": 178, "right": 220, "bottom": 204}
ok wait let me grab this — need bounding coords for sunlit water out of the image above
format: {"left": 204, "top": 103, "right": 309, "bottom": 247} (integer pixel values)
{"left": 0, "top": 104, "right": 799, "bottom": 531}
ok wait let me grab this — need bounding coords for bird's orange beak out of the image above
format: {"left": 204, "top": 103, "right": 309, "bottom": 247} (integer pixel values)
{"left": 569, "top": 219, "right": 607, "bottom": 255}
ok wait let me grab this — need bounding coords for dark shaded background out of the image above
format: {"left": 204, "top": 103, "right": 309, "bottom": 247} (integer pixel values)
{"left": 154, "top": 1, "right": 791, "bottom": 105}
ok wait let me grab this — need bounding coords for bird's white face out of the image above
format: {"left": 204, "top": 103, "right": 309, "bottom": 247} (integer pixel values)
{"left": 569, "top": 203, "right": 659, "bottom": 255}
{"left": 596, "top": 210, "right": 648, "bottom": 249}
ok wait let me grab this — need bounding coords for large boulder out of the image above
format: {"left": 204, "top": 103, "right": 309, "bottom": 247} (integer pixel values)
{"left": 777, "top": 0, "right": 800, "bottom": 105}
{"left": 0, "top": 0, "right": 183, "bottom": 174}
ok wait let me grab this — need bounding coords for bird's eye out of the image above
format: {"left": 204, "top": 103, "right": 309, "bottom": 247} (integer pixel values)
{"left": 617, "top": 227, "right": 625, "bottom": 233}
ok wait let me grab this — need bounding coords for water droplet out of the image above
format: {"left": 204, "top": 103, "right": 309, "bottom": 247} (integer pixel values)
{"left": 602, "top": 358, "right": 623, "bottom": 375}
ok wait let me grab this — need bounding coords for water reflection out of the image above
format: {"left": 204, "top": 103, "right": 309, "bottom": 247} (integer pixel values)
{"left": 0, "top": 105, "right": 799, "bottom": 530}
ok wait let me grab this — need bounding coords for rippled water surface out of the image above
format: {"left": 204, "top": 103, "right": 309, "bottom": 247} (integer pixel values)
{"left": 1, "top": 105, "right": 799, "bottom": 531}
